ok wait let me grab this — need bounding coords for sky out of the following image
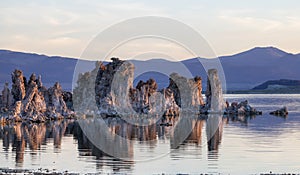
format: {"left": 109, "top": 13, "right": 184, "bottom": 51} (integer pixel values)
{"left": 1, "top": 0, "right": 300, "bottom": 60}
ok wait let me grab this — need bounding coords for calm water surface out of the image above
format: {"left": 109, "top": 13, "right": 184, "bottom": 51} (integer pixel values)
{"left": 1, "top": 94, "right": 300, "bottom": 174}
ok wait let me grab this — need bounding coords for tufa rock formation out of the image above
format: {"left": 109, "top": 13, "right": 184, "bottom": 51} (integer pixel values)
{"left": 11, "top": 70, "right": 26, "bottom": 101}
{"left": 200, "top": 69, "right": 262, "bottom": 116}
{"left": 73, "top": 61, "right": 101, "bottom": 114}
{"left": 205, "top": 69, "right": 225, "bottom": 112}
{"left": 21, "top": 78, "right": 47, "bottom": 121}
{"left": 0, "top": 70, "right": 74, "bottom": 122}
{"left": 224, "top": 100, "right": 262, "bottom": 116}
{"left": 168, "top": 73, "right": 204, "bottom": 110}
{"left": 95, "top": 58, "right": 135, "bottom": 115}
{"left": 90, "top": 58, "right": 204, "bottom": 116}
{"left": 1, "top": 83, "right": 13, "bottom": 111}
{"left": 73, "top": 58, "right": 212, "bottom": 116}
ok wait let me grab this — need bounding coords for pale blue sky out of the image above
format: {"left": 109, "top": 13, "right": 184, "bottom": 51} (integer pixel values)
{"left": 1, "top": 0, "right": 300, "bottom": 59}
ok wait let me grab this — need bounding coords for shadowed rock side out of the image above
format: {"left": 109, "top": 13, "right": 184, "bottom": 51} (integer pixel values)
{"left": 0, "top": 70, "right": 74, "bottom": 122}
{"left": 95, "top": 58, "right": 136, "bottom": 115}
{"left": 169, "top": 73, "right": 204, "bottom": 112}
{"left": 204, "top": 69, "right": 225, "bottom": 112}
{"left": 270, "top": 106, "right": 288, "bottom": 117}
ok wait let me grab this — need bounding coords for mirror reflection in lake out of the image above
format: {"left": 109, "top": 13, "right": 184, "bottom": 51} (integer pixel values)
{"left": 1, "top": 94, "right": 300, "bottom": 174}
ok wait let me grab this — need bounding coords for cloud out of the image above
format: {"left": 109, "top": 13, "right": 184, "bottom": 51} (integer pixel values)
{"left": 0, "top": 1, "right": 170, "bottom": 58}
{"left": 218, "top": 9, "right": 283, "bottom": 32}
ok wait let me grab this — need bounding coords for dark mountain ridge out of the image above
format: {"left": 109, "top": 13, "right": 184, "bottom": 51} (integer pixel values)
{"left": 252, "top": 79, "right": 300, "bottom": 90}
{"left": 1, "top": 46, "right": 299, "bottom": 91}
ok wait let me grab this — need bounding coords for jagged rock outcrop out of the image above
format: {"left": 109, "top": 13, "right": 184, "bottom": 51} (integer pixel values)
{"left": 160, "top": 88, "right": 180, "bottom": 116}
{"left": 21, "top": 80, "right": 47, "bottom": 121}
{"left": 129, "top": 78, "right": 180, "bottom": 115}
{"left": 1, "top": 70, "right": 74, "bottom": 122}
{"left": 200, "top": 69, "right": 262, "bottom": 116}
{"left": 270, "top": 106, "right": 288, "bottom": 116}
{"left": 224, "top": 100, "right": 262, "bottom": 115}
{"left": 130, "top": 78, "right": 158, "bottom": 113}
{"left": 63, "top": 91, "right": 73, "bottom": 110}
{"left": 168, "top": 73, "right": 204, "bottom": 110}
{"left": 11, "top": 70, "right": 26, "bottom": 101}
{"left": 1, "top": 83, "right": 13, "bottom": 110}
{"left": 73, "top": 61, "right": 101, "bottom": 114}
{"left": 95, "top": 58, "right": 135, "bottom": 115}
{"left": 13, "top": 101, "right": 22, "bottom": 121}
{"left": 47, "top": 82, "right": 68, "bottom": 116}
{"left": 92, "top": 58, "right": 204, "bottom": 116}
{"left": 205, "top": 69, "right": 225, "bottom": 112}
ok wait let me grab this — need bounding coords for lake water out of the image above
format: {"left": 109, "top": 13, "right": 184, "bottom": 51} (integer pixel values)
{"left": 1, "top": 94, "right": 300, "bottom": 175}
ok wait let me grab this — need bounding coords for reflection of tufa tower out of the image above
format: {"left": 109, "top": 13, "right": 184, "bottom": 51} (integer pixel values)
{"left": 206, "top": 115, "right": 225, "bottom": 152}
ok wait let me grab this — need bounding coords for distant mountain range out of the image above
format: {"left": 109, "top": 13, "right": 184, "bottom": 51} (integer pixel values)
{"left": 1, "top": 46, "right": 300, "bottom": 91}
{"left": 252, "top": 79, "right": 300, "bottom": 90}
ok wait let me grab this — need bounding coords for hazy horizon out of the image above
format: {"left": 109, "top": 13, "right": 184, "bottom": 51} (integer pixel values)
{"left": 1, "top": 0, "right": 300, "bottom": 60}
{"left": 1, "top": 45, "right": 299, "bottom": 62}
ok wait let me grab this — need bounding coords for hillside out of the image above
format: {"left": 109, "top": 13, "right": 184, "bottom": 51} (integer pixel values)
{"left": 252, "top": 79, "right": 300, "bottom": 90}
{"left": 1, "top": 47, "right": 300, "bottom": 91}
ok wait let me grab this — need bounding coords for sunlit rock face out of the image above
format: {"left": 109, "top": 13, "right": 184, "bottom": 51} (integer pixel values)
{"left": 168, "top": 73, "right": 204, "bottom": 112}
{"left": 205, "top": 69, "right": 225, "bottom": 112}
{"left": 130, "top": 78, "right": 158, "bottom": 113}
{"left": 130, "top": 78, "right": 179, "bottom": 115}
{"left": 1, "top": 70, "right": 73, "bottom": 122}
{"left": 94, "top": 58, "right": 185, "bottom": 116}
{"left": 21, "top": 79, "right": 47, "bottom": 121}
{"left": 46, "top": 82, "right": 69, "bottom": 118}
{"left": 95, "top": 58, "right": 135, "bottom": 115}
{"left": 73, "top": 62, "right": 101, "bottom": 114}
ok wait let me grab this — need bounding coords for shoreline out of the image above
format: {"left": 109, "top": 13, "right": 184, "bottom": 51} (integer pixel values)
{"left": 0, "top": 168, "right": 299, "bottom": 175}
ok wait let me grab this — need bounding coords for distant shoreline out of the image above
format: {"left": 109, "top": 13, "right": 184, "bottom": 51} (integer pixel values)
{"left": 226, "top": 87, "right": 300, "bottom": 94}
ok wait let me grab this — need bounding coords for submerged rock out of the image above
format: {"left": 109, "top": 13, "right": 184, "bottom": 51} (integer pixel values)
{"left": 270, "top": 106, "right": 288, "bottom": 116}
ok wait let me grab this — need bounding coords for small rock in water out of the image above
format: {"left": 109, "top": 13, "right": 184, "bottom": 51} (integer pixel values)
{"left": 224, "top": 100, "right": 262, "bottom": 116}
{"left": 270, "top": 106, "right": 288, "bottom": 116}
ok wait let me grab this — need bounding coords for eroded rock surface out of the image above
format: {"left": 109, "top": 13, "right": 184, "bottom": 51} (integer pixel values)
{"left": 91, "top": 58, "right": 204, "bottom": 116}
{"left": 224, "top": 100, "right": 262, "bottom": 116}
{"left": 95, "top": 58, "right": 135, "bottom": 115}
{"left": 73, "top": 61, "right": 101, "bottom": 114}
{"left": 0, "top": 70, "right": 74, "bottom": 122}
{"left": 1, "top": 83, "right": 13, "bottom": 110}
{"left": 11, "top": 70, "right": 26, "bottom": 101}
{"left": 168, "top": 73, "right": 204, "bottom": 110}
{"left": 204, "top": 69, "right": 225, "bottom": 112}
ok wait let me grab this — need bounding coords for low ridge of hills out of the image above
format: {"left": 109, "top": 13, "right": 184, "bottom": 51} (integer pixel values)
{"left": 1, "top": 46, "right": 300, "bottom": 92}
